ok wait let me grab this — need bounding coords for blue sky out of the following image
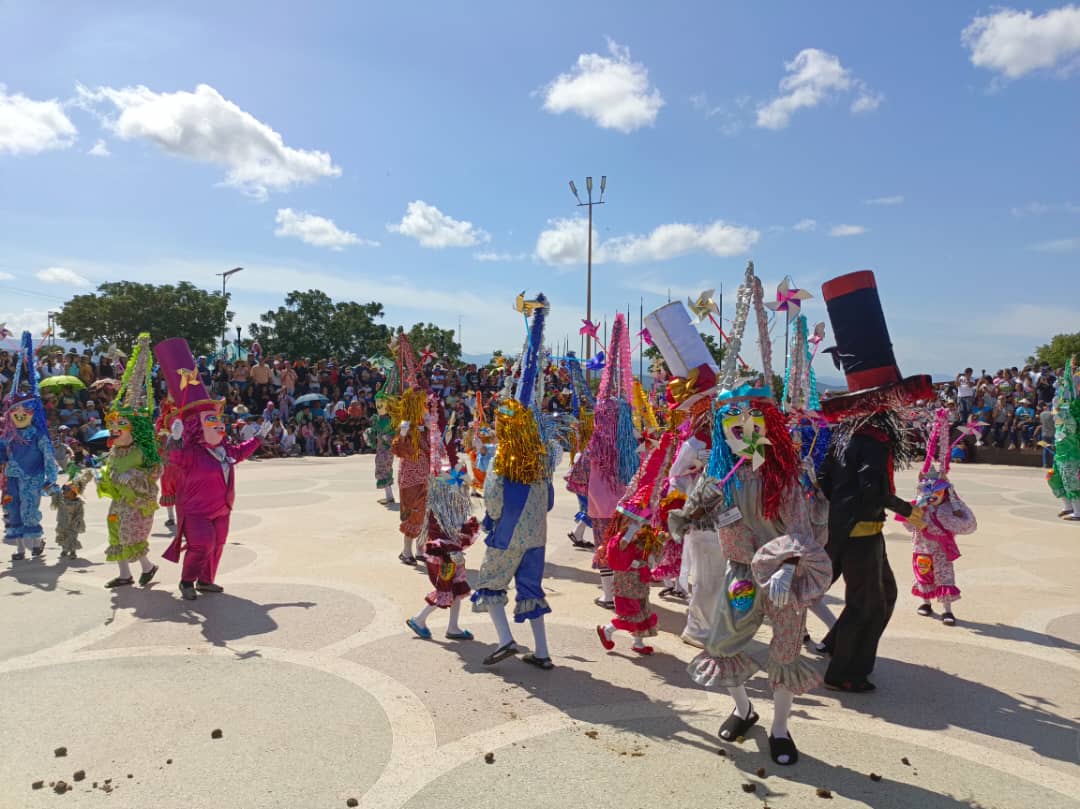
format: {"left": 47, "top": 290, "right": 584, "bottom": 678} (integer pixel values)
{"left": 2, "top": 1, "right": 1078, "bottom": 376}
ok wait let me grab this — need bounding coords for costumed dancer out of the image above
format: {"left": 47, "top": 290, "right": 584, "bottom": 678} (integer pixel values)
{"left": 467, "top": 392, "right": 495, "bottom": 499}
{"left": 597, "top": 429, "right": 676, "bottom": 655}
{"left": 369, "top": 360, "right": 398, "bottom": 505}
{"left": 155, "top": 337, "right": 271, "bottom": 601}
{"left": 564, "top": 351, "right": 596, "bottom": 549}
{"left": 156, "top": 397, "right": 179, "bottom": 530}
{"left": 644, "top": 300, "right": 722, "bottom": 639}
{"left": 472, "top": 292, "right": 561, "bottom": 670}
{"left": 406, "top": 428, "right": 480, "bottom": 640}
{"left": 390, "top": 334, "right": 431, "bottom": 564}
{"left": 1048, "top": 356, "right": 1080, "bottom": 521}
{"left": 815, "top": 271, "right": 932, "bottom": 692}
{"left": 587, "top": 313, "right": 639, "bottom": 609}
{"left": 1, "top": 331, "right": 59, "bottom": 560}
{"left": 51, "top": 468, "right": 93, "bottom": 558}
{"left": 670, "top": 263, "right": 832, "bottom": 766}
{"left": 900, "top": 407, "right": 977, "bottom": 625}
{"left": 98, "top": 334, "right": 162, "bottom": 589}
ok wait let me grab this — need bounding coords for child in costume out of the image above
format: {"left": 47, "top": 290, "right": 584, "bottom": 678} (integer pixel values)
{"left": 51, "top": 468, "right": 93, "bottom": 558}
{"left": 1, "top": 331, "right": 59, "bottom": 560}
{"left": 472, "top": 293, "right": 560, "bottom": 670}
{"left": 900, "top": 408, "right": 977, "bottom": 626}
{"left": 368, "top": 360, "right": 398, "bottom": 505}
{"left": 155, "top": 337, "right": 270, "bottom": 601}
{"left": 1048, "top": 357, "right": 1080, "bottom": 520}
{"left": 390, "top": 334, "right": 431, "bottom": 564}
{"left": 586, "top": 314, "right": 639, "bottom": 609}
{"left": 563, "top": 351, "right": 595, "bottom": 549}
{"left": 670, "top": 263, "right": 832, "bottom": 767}
{"left": 98, "top": 334, "right": 162, "bottom": 588}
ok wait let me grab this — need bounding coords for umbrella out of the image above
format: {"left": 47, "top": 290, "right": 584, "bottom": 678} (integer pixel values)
{"left": 90, "top": 378, "right": 119, "bottom": 391}
{"left": 40, "top": 375, "right": 86, "bottom": 391}
{"left": 294, "top": 393, "right": 329, "bottom": 405}
{"left": 88, "top": 429, "right": 111, "bottom": 442}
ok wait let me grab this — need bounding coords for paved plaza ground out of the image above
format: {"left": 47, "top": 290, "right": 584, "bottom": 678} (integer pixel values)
{"left": 0, "top": 456, "right": 1077, "bottom": 809}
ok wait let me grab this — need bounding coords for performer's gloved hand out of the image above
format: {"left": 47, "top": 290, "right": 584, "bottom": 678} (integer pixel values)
{"left": 907, "top": 505, "right": 927, "bottom": 530}
{"left": 43, "top": 483, "right": 59, "bottom": 496}
{"left": 258, "top": 420, "right": 273, "bottom": 438}
{"left": 767, "top": 563, "right": 795, "bottom": 607}
{"left": 620, "top": 520, "right": 641, "bottom": 547}
{"left": 170, "top": 419, "right": 183, "bottom": 441}
{"left": 399, "top": 420, "right": 410, "bottom": 436}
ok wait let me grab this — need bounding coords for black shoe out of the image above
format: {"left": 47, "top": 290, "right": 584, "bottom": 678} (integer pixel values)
{"left": 195, "top": 581, "right": 223, "bottom": 593}
{"left": 179, "top": 581, "right": 198, "bottom": 601}
{"left": 10, "top": 551, "right": 26, "bottom": 561}
{"left": 139, "top": 565, "right": 159, "bottom": 586}
{"left": 824, "top": 678, "right": 876, "bottom": 693}
{"left": 916, "top": 603, "right": 933, "bottom": 616}
{"left": 593, "top": 597, "right": 615, "bottom": 610}
{"left": 398, "top": 552, "right": 416, "bottom": 566}
{"left": 942, "top": 612, "right": 956, "bottom": 626}
{"left": 31, "top": 543, "right": 44, "bottom": 558}
{"left": 768, "top": 733, "right": 799, "bottom": 765}
{"left": 105, "top": 576, "right": 134, "bottom": 589}
{"left": 718, "top": 704, "right": 759, "bottom": 741}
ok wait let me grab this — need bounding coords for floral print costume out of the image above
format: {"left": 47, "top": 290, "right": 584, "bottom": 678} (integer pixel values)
{"left": 98, "top": 444, "right": 160, "bottom": 563}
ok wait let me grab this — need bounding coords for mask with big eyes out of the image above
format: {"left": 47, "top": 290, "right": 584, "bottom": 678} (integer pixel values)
{"left": 201, "top": 411, "right": 226, "bottom": 446}
{"left": 9, "top": 405, "right": 33, "bottom": 429}
{"left": 720, "top": 405, "right": 767, "bottom": 449}
{"left": 106, "top": 413, "right": 134, "bottom": 447}
{"left": 375, "top": 399, "right": 389, "bottom": 416}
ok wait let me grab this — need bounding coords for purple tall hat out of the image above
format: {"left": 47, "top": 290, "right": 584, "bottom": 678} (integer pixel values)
{"left": 153, "top": 337, "right": 222, "bottom": 416}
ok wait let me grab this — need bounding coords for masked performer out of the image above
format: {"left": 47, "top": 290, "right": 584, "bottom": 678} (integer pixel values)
{"left": 1048, "top": 357, "right": 1080, "bottom": 521}
{"left": 1, "top": 331, "right": 59, "bottom": 560}
{"left": 390, "top": 334, "right": 431, "bottom": 564}
{"left": 98, "top": 334, "right": 162, "bottom": 588}
{"left": 156, "top": 337, "right": 270, "bottom": 601}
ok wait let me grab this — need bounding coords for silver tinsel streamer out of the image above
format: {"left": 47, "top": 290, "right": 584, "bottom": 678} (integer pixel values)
{"left": 752, "top": 270, "right": 773, "bottom": 385}
{"left": 718, "top": 262, "right": 755, "bottom": 390}
{"left": 427, "top": 473, "right": 474, "bottom": 539}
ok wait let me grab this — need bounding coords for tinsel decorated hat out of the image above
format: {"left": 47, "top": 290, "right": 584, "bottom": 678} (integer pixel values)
{"left": 820, "top": 270, "right": 932, "bottom": 420}
{"left": 587, "top": 312, "right": 640, "bottom": 489}
{"left": 644, "top": 301, "right": 718, "bottom": 411}
{"left": 392, "top": 332, "right": 428, "bottom": 392}
{"left": 109, "top": 333, "right": 155, "bottom": 419}
{"left": 565, "top": 351, "right": 594, "bottom": 417}
{"left": 154, "top": 337, "right": 221, "bottom": 416}
{"left": 2, "top": 330, "right": 41, "bottom": 409}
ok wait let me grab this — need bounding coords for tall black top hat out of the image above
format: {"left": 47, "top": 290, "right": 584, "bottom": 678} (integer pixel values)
{"left": 820, "top": 270, "right": 932, "bottom": 420}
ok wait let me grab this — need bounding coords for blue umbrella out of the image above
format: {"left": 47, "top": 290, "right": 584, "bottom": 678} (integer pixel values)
{"left": 294, "top": 393, "right": 329, "bottom": 405}
{"left": 88, "top": 429, "right": 111, "bottom": 442}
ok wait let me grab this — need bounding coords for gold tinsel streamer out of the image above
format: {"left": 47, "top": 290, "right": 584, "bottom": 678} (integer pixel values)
{"left": 492, "top": 399, "right": 546, "bottom": 484}
{"left": 632, "top": 380, "right": 659, "bottom": 432}
{"left": 576, "top": 408, "right": 594, "bottom": 456}
{"left": 392, "top": 388, "right": 427, "bottom": 457}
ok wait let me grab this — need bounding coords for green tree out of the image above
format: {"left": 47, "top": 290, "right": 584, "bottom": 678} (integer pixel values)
{"left": 248, "top": 290, "right": 391, "bottom": 363}
{"left": 1034, "top": 332, "right": 1080, "bottom": 370}
{"left": 400, "top": 322, "right": 462, "bottom": 365}
{"left": 56, "top": 281, "right": 230, "bottom": 356}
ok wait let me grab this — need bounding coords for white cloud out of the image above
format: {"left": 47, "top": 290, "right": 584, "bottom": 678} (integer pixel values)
{"left": 541, "top": 39, "right": 664, "bottom": 133}
{"left": 0, "top": 271, "right": 14, "bottom": 281}
{"left": 689, "top": 91, "right": 747, "bottom": 136}
{"left": 273, "top": 208, "right": 375, "bottom": 251}
{"left": 792, "top": 218, "right": 817, "bottom": 232}
{"left": 756, "top": 48, "right": 881, "bottom": 129}
{"left": 0, "top": 308, "right": 50, "bottom": 340}
{"left": 1031, "top": 236, "right": 1080, "bottom": 253}
{"left": 474, "top": 251, "right": 526, "bottom": 262}
{"left": 76, "top": 83, "right": 341, "bottom": 198}
{"left": 535, "top": 217, "right": 759, "bottom": 266}
{"left": 0, "top": 84, "right": 78, "bottom": 155}
{"left": 87, "top": 139, "right": 110, "bottom": 157}
{"left": 829, "top": 224, "right": 867, "bottom": 237}
{"left": 865, "top": 195, "right": 904, "bottom": 206}
{"left": 35, "top": 266, "right": 91, "bottom": 286}
{"left": 995, "top": 302, "right": 1080, "bottom": 337}
{"left": 962, "top": 5, "right": 1080, "bottom": 78}
{"left": 1012, "top": 201, "right": 1080, "bottom": 216}
{"left": 388, "top": 200, "right": 490, "bottom": 248}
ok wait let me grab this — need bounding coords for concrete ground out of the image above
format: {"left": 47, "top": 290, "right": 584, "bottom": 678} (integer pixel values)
{"left": 0, "top": 456, "right": 1077, "bottom": 809}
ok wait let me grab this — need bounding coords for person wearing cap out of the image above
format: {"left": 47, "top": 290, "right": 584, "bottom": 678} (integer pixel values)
{"left": 815, "top": 270, "right": 931, "bottom": 692}
{"left": 155, "top": 337, "right": 271, "bottom": 601}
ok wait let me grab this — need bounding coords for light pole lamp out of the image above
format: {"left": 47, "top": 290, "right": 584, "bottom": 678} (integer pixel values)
{"left": 569, "top": 175, "right": 606, "bottom": 379}
{"left": 216, "top": 267, "right": 243, "bottom": 354}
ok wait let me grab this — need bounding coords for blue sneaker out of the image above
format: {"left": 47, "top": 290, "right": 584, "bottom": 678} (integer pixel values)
{"left": 406, "top": 618, "right": 432, "bottom": 639}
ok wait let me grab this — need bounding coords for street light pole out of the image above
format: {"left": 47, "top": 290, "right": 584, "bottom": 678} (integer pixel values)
{"left": 215, "top": 267, "right": 243, "bottom": 356}
{"left": 569, "top": 175, "right": 606, "bottom": 381}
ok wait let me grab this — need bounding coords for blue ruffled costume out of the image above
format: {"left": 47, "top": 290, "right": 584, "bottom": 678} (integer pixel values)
{"left": 2, "top": 425, "right": 59, "bottom": 543}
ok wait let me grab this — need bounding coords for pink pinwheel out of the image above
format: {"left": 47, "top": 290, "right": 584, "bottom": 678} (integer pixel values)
{"left": 809, "top": 322, "right": 826, "bottom": 345}
{"left": 637, "top": 327, "right": 654, "bottom": 347}
{"left": 579, "top": 319, "right": 600, "bottom": 340}
{"left": 0, "top": 323, "right": 11, "bottom": 340}
{"left": 419, "top": 345, "right": 438, "bottom": 365}
{"left": 955, "top": 417, "right": 988, "bottom": 442}
{"left": 765, "top": 278, "right": 813, "bottom": 318}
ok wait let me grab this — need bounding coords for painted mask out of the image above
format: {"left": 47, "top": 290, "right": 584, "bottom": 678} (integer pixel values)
{"left": 9, "top": 404, "right": 33, "bottom": 429}
{"left": 106, "top": 412, "right": 134, "bottom": 447}
{"left": 720, "top": 404, "right": 770, "bottom": 469}
{"left": 201, "top": 411, "right": 226, "bottom": 446}
{"left": 375, "top": 398, "right": 389, "bottom": 416}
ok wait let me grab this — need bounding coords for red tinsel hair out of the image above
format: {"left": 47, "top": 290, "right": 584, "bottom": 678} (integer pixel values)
{"left": 754, "top": 398, "right": 799, "bottom": 521}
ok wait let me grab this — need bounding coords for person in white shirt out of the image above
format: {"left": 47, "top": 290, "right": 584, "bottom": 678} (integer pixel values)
{"left": 239, "top": 419, "right": 260, "bottom": 442}
{"left": 956, "top": 367, "right": 975, "bottom": 421}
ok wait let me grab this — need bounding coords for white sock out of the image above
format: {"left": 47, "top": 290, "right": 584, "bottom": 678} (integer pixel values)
{"left": 572, "top": 521, "right": 587, "bottom": 541}
{"left": 137, "top": 556, "right": 154, "bottom": 573}
{"left": 941, "top": 598, "right": 955, "bottom": 614}
{"left": 384, "top": 486, "right": 394, "bottom": 501}
{"left": 603, "top": 623, "right": 616, "bottom": 640}
{"left": 16, "top": 538, "right": 29, "bottom": 555}
{"left": 487, "top": 600, "right": 515, "bottom": 648}
{"left": 414, "top": 538, "right": 425, "bottom": 558}
{"left": 530, "top": 615, "right": 550, "bottom": 659}
{"left": 446, "top": 599, "right": 463, "bottom": 635}
{"left": 632, "top": 636, "right": 647, "bottom": 649}
{"left": 729, "top": 685, "right": 751, "bottom": 719}
{"left": 771, "top": 687, "right": 793, "bottom": 743}
{"left": 117, "top": 560, "right": 132, "bottom": 579}
{"left": 412, "top": 603, "right": 436, "bottom": 628}
{"left": 166, "top": 506, "right": 175, "bottom": 522}
{"left": 402, "top": 536, "right": 413, "bottom": 557}
{"left": 678, "top": 539, "right": 694, "bottom": 593}
{"left": 600, "top": 571, "right": 614, "bottom": 602}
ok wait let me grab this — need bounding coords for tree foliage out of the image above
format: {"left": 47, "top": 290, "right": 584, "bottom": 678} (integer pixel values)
{"left": 399, "top": 322, "right": 462, "bottom": 365}
{"left": 56, "top": 281, "right": 230, "bottom": 356}
{"left": 1034, "top": 332, "right": 1080, "bottom": 371}
{"left": 248, "top": 290, "right": 391, "bottom": 363}
{"left": 644, "top": 330, "right": 727, "bottom": 374}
